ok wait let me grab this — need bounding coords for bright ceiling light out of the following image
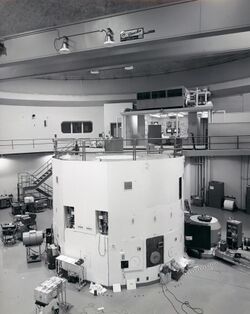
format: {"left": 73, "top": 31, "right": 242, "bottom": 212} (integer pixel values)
{"left": 54, "top": 28, "right": 115, "bottom": 54}
{"left": 103, "top": 28, "right": 115, "bottom": 45}
{"left": 124, "top": 65, "right": 134, "bottom": 71}
{"left": 90, "top": 70, "right": 100, "bottom": 75}
{"left": 59, "top": 36, "right": 70, "bottom": 54}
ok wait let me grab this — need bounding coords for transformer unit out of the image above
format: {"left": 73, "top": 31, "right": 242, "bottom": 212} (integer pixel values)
{"left": 135, "top": 87, "right": 211, "bottom": 111}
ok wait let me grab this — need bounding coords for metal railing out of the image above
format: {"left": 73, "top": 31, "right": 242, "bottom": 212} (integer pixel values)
{"left": 54, "top": 137, "right": 183, "bottom": 161}
{"left": 1, "top": 135, "right": 250, "bottom": 155}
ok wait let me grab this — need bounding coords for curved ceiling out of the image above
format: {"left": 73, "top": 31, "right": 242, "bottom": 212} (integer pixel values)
{"left": 0, "top": 0, "right": 187, "bottom": 37}
{"left": 36, "top": 51, "right": 250, "bottom": 80}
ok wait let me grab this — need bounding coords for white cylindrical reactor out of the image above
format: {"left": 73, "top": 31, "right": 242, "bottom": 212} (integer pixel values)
{"left": 53, "top": 154, "right": 185, "bottom": 286}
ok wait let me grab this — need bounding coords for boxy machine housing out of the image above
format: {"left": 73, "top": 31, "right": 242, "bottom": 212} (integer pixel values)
{"left": 53, "top": 154, "right": 185, "bottom": 286}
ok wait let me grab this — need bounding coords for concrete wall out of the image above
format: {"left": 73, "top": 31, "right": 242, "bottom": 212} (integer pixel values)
{"left": 213, "top": 112, "right": 250, "bottom": 123}
{"left": 0, "top": 104, "right": 104, "bottom": 141}
{"left": 210, "top": 157, "right": 247, "bottom": 209}
{"left": 103, "top": 102, "right": 132, "bottom": 136}
{"left": 213, "top": 93, "right": 250, "bottom": 113}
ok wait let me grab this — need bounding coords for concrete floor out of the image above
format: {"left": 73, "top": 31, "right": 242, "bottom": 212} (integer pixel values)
{"left": 1, "top": 206, "right": 250, "bottom": 314}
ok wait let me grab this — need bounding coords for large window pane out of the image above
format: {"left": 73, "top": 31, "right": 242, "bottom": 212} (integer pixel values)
{"left": 72, "top": 122, "right": 82, "bottom": 133}
{"left": 61, "top": 122, "right": 71, "bottom": 133}
{"left": 83, "top": 121, "right": 93, "bottom": 133}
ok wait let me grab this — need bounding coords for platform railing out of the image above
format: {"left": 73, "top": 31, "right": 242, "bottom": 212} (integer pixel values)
{"left": 54, "top": 137, "right": 183, "bottom": 161}
{"left": 1, "top": 135, "right": 250, "bottom": 155}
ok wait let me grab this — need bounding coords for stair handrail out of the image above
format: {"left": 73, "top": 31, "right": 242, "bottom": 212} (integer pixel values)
{"left": 33, "top": 158, "right": 52, "bottom": 178}
{"left": 32, "top": 140, "right": 74, "bottom": 177}
{"left": 19, "top": 171, "right": 52, "bottom": 191}
{"left": 29, "top": 173, "right": 52, "bottom": 190}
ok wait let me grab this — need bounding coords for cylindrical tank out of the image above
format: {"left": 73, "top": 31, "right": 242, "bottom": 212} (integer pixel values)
{"left": 23, "top": 230, "right": 44, "bottom": 246}
{"left": 190, "top": 214, "right": 221, "bottom": 246}
{"left": 53, "top": 154, "right": 185, "bottom": 286}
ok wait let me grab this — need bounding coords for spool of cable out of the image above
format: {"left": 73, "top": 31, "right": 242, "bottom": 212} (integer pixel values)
{"left": 223, "top": 199, "right": 235, "bottom": 211}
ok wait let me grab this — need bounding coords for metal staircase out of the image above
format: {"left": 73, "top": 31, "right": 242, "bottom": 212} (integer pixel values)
{"left": 17, "top": 140, "right": 74, "bottom": 201}
{"left": 18, "top": 159, "right": 53, "bottom": 200}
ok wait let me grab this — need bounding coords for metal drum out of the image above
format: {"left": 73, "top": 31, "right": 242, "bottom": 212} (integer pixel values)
{"left": 23, "top": 230, "right": 43, "bottom": 246}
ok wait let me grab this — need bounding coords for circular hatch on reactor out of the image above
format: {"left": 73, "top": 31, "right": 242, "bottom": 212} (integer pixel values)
{"left": 150, "top": 251, "right": 161, "bottom": 265}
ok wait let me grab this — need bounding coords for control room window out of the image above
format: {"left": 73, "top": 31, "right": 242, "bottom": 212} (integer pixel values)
{"left": 83, "top": 121, "right": 93, "bottom": 133}
{"left": 72, "top": 122, "right": 82, "bottom": 133}
{"left": 61, "top": 122, "right": 71, "bottom": 133}
{"left": 61, "top": 121, "right": 93, "bottom": 134}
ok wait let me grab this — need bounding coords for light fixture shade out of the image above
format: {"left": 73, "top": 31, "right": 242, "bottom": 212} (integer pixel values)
{"left": 59, "top": 37, "right": 71, "bottom": 54}
{"left": 104, "top": 28, "right": 115, "bottom": 45}
{"left": 0, "top": 42, "right": 7, "bottom": 56}
{"left": 104, "top": 36, "right": 114, "bottom": 45}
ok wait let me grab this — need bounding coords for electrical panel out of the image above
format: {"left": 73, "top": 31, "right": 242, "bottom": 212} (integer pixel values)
{"left": 207, "top": 181, "right": 224, "bottom": 208}
{"left": 226, "top": 220, "right": 242, "bottom": 249}
{"left": 96, "top": 211, "right": 108, "bottom": 235}
{"left": 64, "top": 206, "right": 75, "bottom": 229}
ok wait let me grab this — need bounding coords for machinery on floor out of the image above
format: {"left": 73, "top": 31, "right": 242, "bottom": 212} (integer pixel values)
{"left": 23, "top": 230, "right": 44, "bottom": 263}
{"left": 34, "top": 276, "right": 71, "bottom": 314}
{"left": 1, "top": 223, "right": 17, "bottom": 245}
{"left": 53, "top": 154, "right": 185, "bottom": 286}
{"left": 184, "top": 213, "right": 221, "bottom": 258}
{"left": 56, "top": 255, "right": 86, "bottom": 291}
{"left": 0, "top": 194, "right": 13, "bottom": 209}
{"left": 1, "top": 212, "right": 37, "bottom": 245}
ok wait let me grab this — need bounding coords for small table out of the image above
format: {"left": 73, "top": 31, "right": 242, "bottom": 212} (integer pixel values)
{"left": 56, "top": 255, "right": 86, "bottom": 291}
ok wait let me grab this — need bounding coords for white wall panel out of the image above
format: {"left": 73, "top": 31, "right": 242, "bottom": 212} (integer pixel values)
{"left": 0, "top": 104, "right": 104, "bottom": 140}
{"left": 53, "top": 156, "right": 185, "bottom": 286}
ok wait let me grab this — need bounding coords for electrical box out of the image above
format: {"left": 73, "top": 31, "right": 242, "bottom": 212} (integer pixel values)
{"left": 96, "top": 211, "right": 109, "bottom": 235}
{"left": 226, "top": 220, "right": 242, "bottom": 249}
{"left": 207, "top": 181, "right": 224, "bottom": 208}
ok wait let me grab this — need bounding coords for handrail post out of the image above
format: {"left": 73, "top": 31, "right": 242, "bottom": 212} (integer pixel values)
{"left": 82, "top": 140, "right": 86, "bottom": 161}
{"left": 208, "top": 136, "right": 211, "bottom": 150}
{"left": 133, "top": 139, "right": 136, "bottom": 160}
{"left": 173, "top": 137, "right": 176, "bottom": 157}
{"left": 236, "top": 136, "right": 239, "bottom": 149}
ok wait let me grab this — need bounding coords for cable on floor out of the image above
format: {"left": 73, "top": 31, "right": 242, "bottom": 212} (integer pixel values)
{"left": 161, "top": 285, "right": 181, "bottom": 314}
{"left": 162, "top": 284, "right": 204, "bottom": 314}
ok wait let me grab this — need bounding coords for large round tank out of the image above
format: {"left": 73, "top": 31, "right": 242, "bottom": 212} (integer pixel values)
{"left": 23, "top": 230, "right": 44, "bottom": 246}
{"left": 190, "top": 214, "right": 221, "bottom": 246}
{"left": 53, "top": 154, "right": 185, "bottom": 286}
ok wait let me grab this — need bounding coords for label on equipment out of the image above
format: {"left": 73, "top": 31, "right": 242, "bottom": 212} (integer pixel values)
{"left": 185, "top": 236, "right": 193, "bottom": 241}
{"left": 210, "top": 186, "right": 214, "bottom": 190}
{"left": 120, "top": 28, "right": 144, "bottom": 42}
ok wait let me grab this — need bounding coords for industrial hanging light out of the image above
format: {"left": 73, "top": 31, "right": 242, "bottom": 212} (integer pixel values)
{"left": 103, "top": 28, "right": 115, "bottom": 45}
{"left": 54, "top": 28, "right": 115, "bottom": 54}
{"left": 59, "top": 36, "right": 70, "bottom": 54}
{"left": 0, "top": 42, "right": 7, "bottom": 56}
